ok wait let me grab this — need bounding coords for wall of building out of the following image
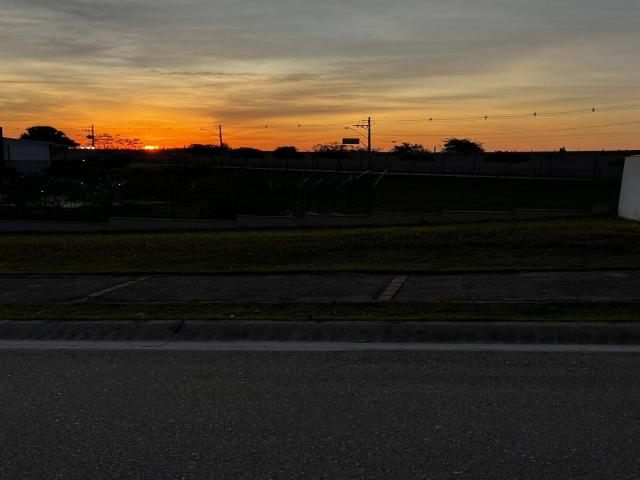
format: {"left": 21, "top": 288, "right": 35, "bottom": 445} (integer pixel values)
{"left": 2, "top": 138, "right": 51, "bottom": 173}
{"left": 619, "top": 156, "right": 640, "bottom": 220}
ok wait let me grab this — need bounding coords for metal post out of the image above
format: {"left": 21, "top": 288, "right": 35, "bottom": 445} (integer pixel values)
{"left": 348, "top": 117, "right": 374, "bottom": 214}
{"left": 367, "top": 116, "right": 372, "bottom": 172}
{"left": 367, "top": 117, "right": 373, "bottom": 215}
{"left": 218, "top": 125, "right": 224, "bottom": 169}
{"left": 0, "top": 127, "right": 5, "bottom": 166}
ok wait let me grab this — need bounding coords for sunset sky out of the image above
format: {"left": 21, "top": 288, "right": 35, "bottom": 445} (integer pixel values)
{"left": 1, "top": 0, "right": 639, "bottom": 151}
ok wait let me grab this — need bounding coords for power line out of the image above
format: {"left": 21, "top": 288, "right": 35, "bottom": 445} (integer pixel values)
{"left": 229, "top": 120, "right": 360, "bottom": 130}
{"left": 381, "top": 130, "right": 640, "bottom": 143}
{"left": 51, "top": 101, "right": 640, "bottom": 149}
{"left": 18, "top": 103, "right": 640, "bottom": 136}
{"left": 206, "top": 103, "right": 640, "bottom": 132}
{"left": 375, "top": 120, "right": 640, "bottom": 138}
{"left": 373, "top": 104, "right": 640, "bottom": 124}
{"left": 83, "top": 124, "right": 96, "bottom": 148}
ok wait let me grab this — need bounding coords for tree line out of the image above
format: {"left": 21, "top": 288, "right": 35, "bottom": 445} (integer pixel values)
{"left": 17, "top": 125, "right": 533, "bottom": 163}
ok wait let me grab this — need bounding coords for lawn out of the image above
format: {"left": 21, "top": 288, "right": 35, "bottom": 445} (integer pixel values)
{"left": 1, "top": 217, "right": 639, "bottom": 275}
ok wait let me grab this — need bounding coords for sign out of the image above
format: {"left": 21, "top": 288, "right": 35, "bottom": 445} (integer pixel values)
{"left": 342, "top": 138, "right": 360, "bottom": 145}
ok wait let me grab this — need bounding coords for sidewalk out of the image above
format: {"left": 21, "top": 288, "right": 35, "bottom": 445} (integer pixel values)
{"left": 1, "top": 271, "right": 640, "bottom": 303}
{"left": 3, "top": 271, "right": 640, "bottom": 345}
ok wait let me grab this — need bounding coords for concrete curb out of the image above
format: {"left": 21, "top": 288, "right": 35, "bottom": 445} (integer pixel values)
{"left": 2, "top": 320, "right": 640, "bottom": 345}
{"left": 0, "top": 320, "right": 181, "bottom": 342}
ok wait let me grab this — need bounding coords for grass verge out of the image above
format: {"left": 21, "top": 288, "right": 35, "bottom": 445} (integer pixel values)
{"left": 1, "top": 217, "right": 639, "bottom": 274}
{"left": 2, "top": 301, "right": 639, "bottom": 322}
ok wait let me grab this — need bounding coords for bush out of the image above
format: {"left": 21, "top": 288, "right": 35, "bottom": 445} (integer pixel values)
{"left": 274, "top": 146, "right": 303, "bottom": 159}
{"left": 313, "top": 142, "right": 351, "bottom": 159}
{"left": 484, "top": 152, "right": 531, "bottom": 164}
{"left": 231, "top": 147, "right": 264, "bottom": 159}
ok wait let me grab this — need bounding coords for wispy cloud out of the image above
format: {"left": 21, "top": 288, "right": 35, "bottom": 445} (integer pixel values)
{"left": 1, "top": 0, "right": 638, "bottom": 149}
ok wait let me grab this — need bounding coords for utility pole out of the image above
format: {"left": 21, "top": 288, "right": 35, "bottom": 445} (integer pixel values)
{"left": 353, "top": 117, "right": 374, "bottom": 215}
{"left": 0, "top": 126, "right": 5, "bottom": 166}
{"left": 367, "top": 116, "right": 372, "bottom": 171}
{"left": 367, "top": 116, "right": 372, "bottom": 215}
{"left": 217, "top": 124, "right": 224, "bottom": 169}
{"left": 353, "top": 117, "right": 372, "bottom": 171}
{"left": 84, "top": 125, "right": 96, "bottom": 148}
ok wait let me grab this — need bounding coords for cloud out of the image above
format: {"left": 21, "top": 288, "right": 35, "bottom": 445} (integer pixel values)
{"left": 1, "top": 0, "right": 638, "bottom": 149}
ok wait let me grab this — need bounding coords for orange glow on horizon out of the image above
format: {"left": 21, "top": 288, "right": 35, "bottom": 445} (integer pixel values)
{"left": 5, "top": 107, "right": 639, "bottom": 153}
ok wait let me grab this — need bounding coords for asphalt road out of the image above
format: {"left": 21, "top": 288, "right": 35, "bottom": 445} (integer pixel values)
{"left": 1, "top": 349, "right": 639, "bottom": 479}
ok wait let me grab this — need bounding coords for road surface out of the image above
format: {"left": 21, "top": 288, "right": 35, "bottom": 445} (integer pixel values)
{"left": 1, "top": 348, "right": 639, "bottom": 479}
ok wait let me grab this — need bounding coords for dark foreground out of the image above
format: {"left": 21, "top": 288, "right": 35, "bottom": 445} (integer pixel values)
{"left": 1, "top": 349, "right": 639, "bottom": 479}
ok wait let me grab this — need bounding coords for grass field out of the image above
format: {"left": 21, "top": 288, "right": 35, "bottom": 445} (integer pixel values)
{"left": 1, "top": 217, "right": 639, "bottom": 274}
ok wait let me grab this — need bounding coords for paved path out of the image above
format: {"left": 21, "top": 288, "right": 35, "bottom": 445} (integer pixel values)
{"left": 0, "top": 349, "right": 639, "bottom": 479}
{"left": 1, "top": 271, "right": 640, "bottom": 302}
{"left": 397, "top": 271, "right": 640, "bottom": 301}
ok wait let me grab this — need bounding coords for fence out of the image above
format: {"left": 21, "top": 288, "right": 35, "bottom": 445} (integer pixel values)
{"left": 213, "top": 150, "right": 634, "bottom": 179}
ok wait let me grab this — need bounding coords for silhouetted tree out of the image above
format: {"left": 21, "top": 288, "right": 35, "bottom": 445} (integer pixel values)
{"left": 391, "top": 142, "right": 425, "bottom": 154}
{"left": 274, "top": 146, "right": 303, "bottom": 168}
{"left": 188, "top": 144, "right": 218, "bottom": 155}
{"left": 231, "top": 147, "right": 263, "bottom": 159}
{"left": 391, "top": 143, "right": 434, "bottom": 162}
{"left": 91, "top": 133, "right": 143, "bottom": 150}
{"left": 212, "top": 143, "right": 231, "bottom": 154}
{"left": 117, "top": 136, "right": 143, "bottom": 150}
{"left": 313, "top": 142, "right": 350, "bottom": 159}
{"left": 21, "top": 126, "right": 78, "bottom": 147}
{"left": 273, "top": 146, "right": 302, "bottom": 159}
{"left": 443, "top": 138, "right": 484, "bottom": 155}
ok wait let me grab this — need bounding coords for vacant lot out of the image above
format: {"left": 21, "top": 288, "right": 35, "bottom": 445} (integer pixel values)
{"left": 1, "top": 217, "right": 639, "bottom": 274}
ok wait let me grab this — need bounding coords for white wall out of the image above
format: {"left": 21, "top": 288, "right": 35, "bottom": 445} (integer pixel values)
{"left": 3, "top": 139, "right": 51, "bottom": 173}
{"left": 619, "top": 156, "right": 640, "bottom": 220}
